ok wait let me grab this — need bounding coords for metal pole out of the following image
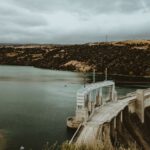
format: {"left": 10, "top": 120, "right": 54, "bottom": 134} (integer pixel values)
{"left": 105, "top": 68, "right": 108, "bottom": 81}
{"left": 83, "top": 72, "right": 86, "bottom": 88}
{"left": 93, "top": 69, "right": 95, "bottom": 83}
{"left": 106, "top": 35, "right": 108, "bottom": 42}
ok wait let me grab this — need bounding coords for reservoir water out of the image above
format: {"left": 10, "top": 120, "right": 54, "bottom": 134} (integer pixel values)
{"left": 0, "top": 65, "right": 148, "bottom": 150}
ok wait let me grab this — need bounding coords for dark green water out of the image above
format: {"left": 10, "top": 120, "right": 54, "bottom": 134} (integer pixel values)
{"left": 0, "top": 66, "right": 83, "bottom": 150}
{"left": 0, "top": 65, "right": 148, "bottom": 150}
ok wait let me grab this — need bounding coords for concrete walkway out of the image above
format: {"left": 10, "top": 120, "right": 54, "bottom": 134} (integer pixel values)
{"left": 76, "top": 95, "right": 136, "bottom": 144}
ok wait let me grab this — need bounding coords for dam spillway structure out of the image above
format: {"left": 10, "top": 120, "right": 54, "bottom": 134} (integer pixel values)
{"left": 66, "top": 80, "right": 117, "bottom": 129}
{"left": 66, "top": 78, "right": 150, "bottom": 147}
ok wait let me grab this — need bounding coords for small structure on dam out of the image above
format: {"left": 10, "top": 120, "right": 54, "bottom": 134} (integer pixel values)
{"left": 67, "top": 80, "right": 117, "bottom": 129}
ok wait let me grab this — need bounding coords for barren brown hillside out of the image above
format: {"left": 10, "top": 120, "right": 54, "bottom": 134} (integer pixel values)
{"left": 0, "top": 40, "right": 150, "bottom": 78}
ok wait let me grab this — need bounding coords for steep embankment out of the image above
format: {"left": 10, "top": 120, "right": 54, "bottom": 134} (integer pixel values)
{"left": 115, "top": 107, "right": 150, "bottom": 150}
{"left": 0, "top": 40, "right": 150, "bottom": 82}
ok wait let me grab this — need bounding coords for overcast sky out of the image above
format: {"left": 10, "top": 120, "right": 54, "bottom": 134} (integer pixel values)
{"left": 0, "top": 0, "right": 150, "bottom": 44}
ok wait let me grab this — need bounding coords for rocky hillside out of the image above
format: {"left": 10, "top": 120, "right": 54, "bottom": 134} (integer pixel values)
{"left": 0, "top": 40, "right": 150, "bottom": 77}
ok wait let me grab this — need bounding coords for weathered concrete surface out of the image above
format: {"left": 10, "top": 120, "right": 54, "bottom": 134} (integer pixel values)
{"left": 75, "top": 96, "right": 136, "bottom": 144}
{"left": 71, "top": 88, "right": 150, "bottom": 150}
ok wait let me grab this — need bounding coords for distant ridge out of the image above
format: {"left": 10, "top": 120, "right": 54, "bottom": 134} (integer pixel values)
{"left": 0, "top": 39, "right": 150, "bottom": 82}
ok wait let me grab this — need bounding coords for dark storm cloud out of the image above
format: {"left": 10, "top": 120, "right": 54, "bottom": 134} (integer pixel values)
{"left": 0, "top": 0, "right": 150, "bottom": 44}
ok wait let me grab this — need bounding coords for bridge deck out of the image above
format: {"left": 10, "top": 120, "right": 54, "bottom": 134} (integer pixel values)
{"left": 89, "top": 96, "right": 136, "bottom": 124}
{"left": 75, "top": 96, "right": 136, "bottom": 144}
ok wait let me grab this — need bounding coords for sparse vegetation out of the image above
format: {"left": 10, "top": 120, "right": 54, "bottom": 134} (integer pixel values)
{"left": 42, "top": 141, "right": 138, "bottom": 150}
{"left": 0, "top": 40, "right": 150, "bottom": 82}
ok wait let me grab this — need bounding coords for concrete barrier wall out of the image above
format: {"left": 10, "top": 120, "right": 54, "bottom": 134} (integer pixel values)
{"left": 135, "top": 90, "right": 144, "bottom": 123}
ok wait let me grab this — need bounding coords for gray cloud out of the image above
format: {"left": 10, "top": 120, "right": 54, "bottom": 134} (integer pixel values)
{"left": 0, "top": 0, "right": 150, "bottom": 44}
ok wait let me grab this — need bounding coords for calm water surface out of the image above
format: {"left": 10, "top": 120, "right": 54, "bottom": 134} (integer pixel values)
{"left": 0, "top": 65, "right": 147, "bottom": 150}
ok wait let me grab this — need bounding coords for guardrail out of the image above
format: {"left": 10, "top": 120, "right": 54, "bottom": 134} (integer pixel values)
{"left": 69, "top": 124, "right": 84, "bottom": 144}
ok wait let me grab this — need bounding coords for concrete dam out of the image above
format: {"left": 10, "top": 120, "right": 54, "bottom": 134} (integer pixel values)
{"left": 67, "top": 80, "right": 150, "bottom": 149}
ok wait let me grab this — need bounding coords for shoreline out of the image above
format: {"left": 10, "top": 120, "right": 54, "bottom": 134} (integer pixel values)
{"left": 0, "top": 41, "right": 150, "bottom": 78}
{"left": 0, "top": 130, "right": 7, "bottom": 150}
{"left": 0, "top": 64, "right": 150, "bottom": 85}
